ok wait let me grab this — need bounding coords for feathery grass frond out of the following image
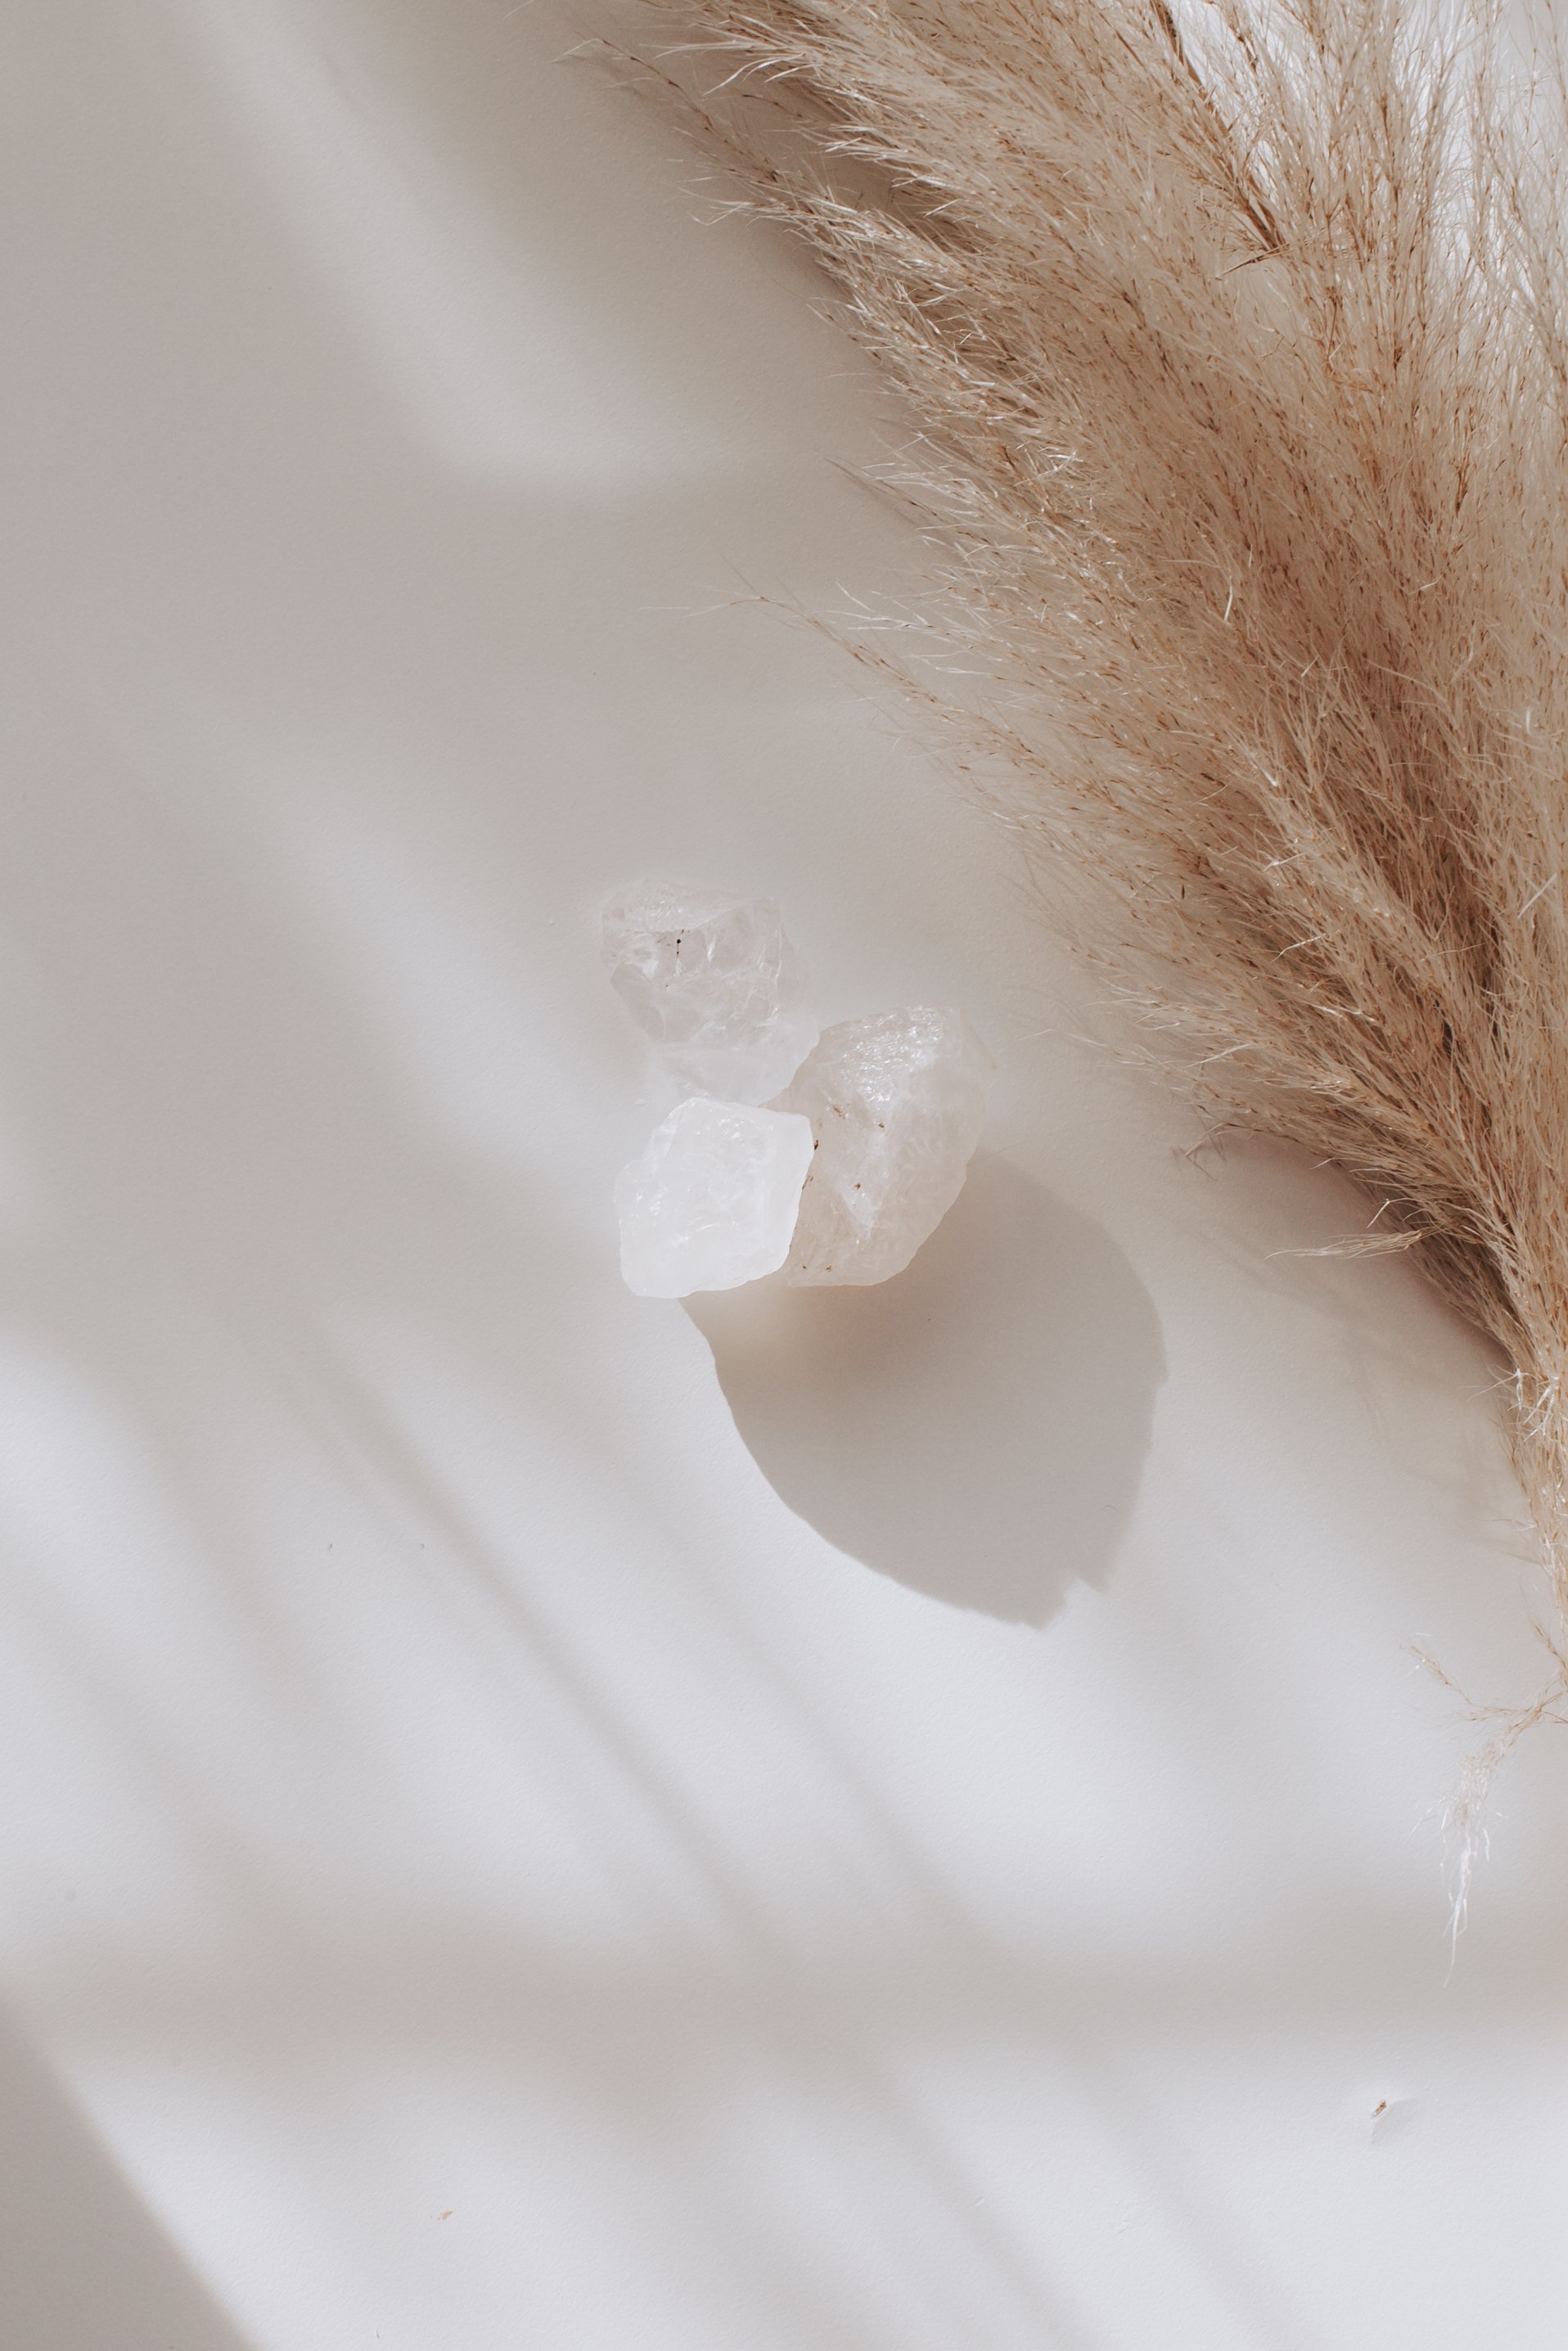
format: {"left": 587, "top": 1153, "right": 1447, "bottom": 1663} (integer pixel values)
{"left": 643, "top": 0, "right": 1568, "bottom": 1842}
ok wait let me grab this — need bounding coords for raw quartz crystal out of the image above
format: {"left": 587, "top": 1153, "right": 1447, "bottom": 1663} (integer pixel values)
{"left": 601, "top": 881, "right": 819, "bottom": 1104}
{"left": 615, "top": 1096, "right": 815, "bottom": 1298}
{"left": 773, "top": 1007, "right": 995, "bottom": 1285}
{"left": 601, "top": 883, "right": 993, "bottom": 1296}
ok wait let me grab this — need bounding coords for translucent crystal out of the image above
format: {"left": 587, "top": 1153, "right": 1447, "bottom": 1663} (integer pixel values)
{"left": 615, "top": 1097, "right": 815, "bottom": 1298}
{"left": 773, "top": 1007, "right": 994, "bottom": 1286}
{"left": 601, "top": 881, "right": 819, "bottom": 1103}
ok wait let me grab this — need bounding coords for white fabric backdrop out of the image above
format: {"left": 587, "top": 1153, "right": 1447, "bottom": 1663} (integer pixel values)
{"left": 1, "top": 2, "right": 1565, "bottom": 2344}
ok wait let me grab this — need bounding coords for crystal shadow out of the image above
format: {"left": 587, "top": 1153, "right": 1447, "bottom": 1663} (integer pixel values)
{"left": 687, "top": 1155, "right": 1165, "bottom": 1624}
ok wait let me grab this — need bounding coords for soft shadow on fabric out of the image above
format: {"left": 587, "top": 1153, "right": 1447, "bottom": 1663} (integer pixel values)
{"left": 0, "top": 2006, "right": 255, "bottom": 2351}
{"left": 687, "top": 1156, "right": 1165, "bottom": 1624}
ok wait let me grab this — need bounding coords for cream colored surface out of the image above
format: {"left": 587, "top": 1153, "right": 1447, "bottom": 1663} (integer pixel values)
{"left": 0, "top": 3, "right": 1563, "bottom": 2345}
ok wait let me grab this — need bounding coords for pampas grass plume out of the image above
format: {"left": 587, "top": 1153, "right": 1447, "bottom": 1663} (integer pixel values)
{"left": 638, "top": 0, "right": 1568, "bottom": 1873}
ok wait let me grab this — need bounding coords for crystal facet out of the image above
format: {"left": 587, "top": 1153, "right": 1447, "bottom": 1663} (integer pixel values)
{"left": 615, "top": 1097, "right": 815, "bottom": 1298}
{"left": 601, "top": 882, "right": 819, "bottom": 1103}
{"left": 773, "top": 1007, "right": 995, "bottom": 1286}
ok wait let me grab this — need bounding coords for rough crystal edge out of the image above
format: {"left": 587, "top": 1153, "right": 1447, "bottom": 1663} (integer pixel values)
{"left": 614, "top": 1097, "right": 816, "bottom": 1299}
{"left": 776, "top": 1007, "right": 996, "bottom": 1287}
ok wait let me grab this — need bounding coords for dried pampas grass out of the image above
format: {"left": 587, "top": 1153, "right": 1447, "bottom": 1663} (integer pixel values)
{"left": 638, "top": 0, "right": 1568, "bottom": 1869}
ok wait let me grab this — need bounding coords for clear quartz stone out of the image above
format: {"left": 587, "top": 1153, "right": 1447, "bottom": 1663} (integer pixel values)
{"left": 615, "top": 1097, "right": 815, "bottom": 1298}
{"left": 773, "top": 1007, "right": 995, "bottom": 1286}
{"left": 601, "top": 881, "right": 819, "bottom": 1104}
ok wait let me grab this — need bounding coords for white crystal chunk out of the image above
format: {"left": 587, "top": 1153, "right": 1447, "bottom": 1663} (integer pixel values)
{"left": 602, "top": 881, "right": 819, "bottom": 1103}
{"left": 615, "top": 1097, "right": 815, "bottom": 1298}
{"left": 773, "top": 1007, "right": 994, "bottom": 1286}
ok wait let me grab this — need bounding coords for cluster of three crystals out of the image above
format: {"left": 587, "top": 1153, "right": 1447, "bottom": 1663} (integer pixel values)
{"left": 603, "top": 884, "right": 994, "bottom": 1298}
